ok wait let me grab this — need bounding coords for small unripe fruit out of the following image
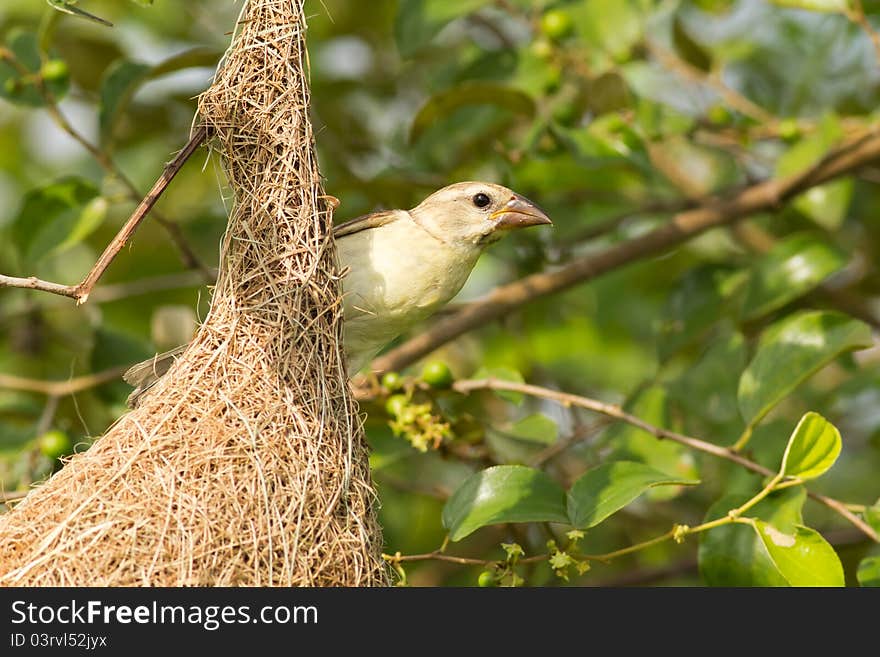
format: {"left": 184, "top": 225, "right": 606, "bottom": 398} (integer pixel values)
{"left": 420, "top": 360, "right": 453, "bottom": 388}
{"left": 40, "top": 59, "right": 69, "bottom": 82}
{"left": 385, "top": 394, "right": 408, "bottom": 418}
{"left": 706, "top": 104, "right": 732, "bottom": 126}
{"left": 530, "top": 38, "right": 554, "bottom": 61}
{"left": 381, "top": 371, "right": 403, "bottom": 391}
{"left": 477, "top": 570, "right": 497, "bottom": 587}
{"left": 38, "top": 430, "right": 73, "bottom": 460}
{"left": 778, "top": 118, "right": 801, "bottom": 142}
{"left": 540, "top": 9, "right": 574, "bottom": 41}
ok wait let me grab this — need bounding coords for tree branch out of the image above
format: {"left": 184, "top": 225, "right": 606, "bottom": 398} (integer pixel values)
{"left": 373, "top": 130, "right": 880, "bottom": 373}
{"left": 452, "top": 377, "right": 879, "bottom": 542}
{"left": 0, "top": 127, "right": 209, "bottom": 304}
{"left": 0, "top": 366, "right": 129, "bottom": 397}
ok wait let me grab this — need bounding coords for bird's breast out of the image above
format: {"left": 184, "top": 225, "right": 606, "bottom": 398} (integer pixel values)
{"left": 335, "top": 217, "right": 480, "bottom": 370}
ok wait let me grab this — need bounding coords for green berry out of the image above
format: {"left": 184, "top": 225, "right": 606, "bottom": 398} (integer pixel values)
{"left": 778, "top": 118, "right": 801, "bottom": 142}
{"left": 552, "top": 100, "right": 580, "bottom": 126}
{"left": 385, "top": 394, "right": 408, "bottom": 418}
{"left": 37, "top": 430, "right": 73, "bottom": 460}
{"left": 543, "top": 65, "right": 563, "bottom": 94}
{"left": 40, "top": 59, "right": 69, "bottom": 82}
{"left": 477, "top": 570, "right": 497, "bottom": 587}
{"left": 706, "top": 104, "right": 732, "bottom": 126}
{"left": 540, "top": 9, "right": 574, "bottom": 41}
{"left": 420, "top": 360, "right": 453, "bottom": 388}
{"left": 530, "top": 38, "right": 554, "bottom": 61}
{"left": 381, "top": 371, "right": 403, "bottom": 391}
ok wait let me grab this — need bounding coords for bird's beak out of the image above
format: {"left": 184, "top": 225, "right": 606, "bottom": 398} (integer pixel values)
{"left": 489, "top": 194, "right": 552, "bottom": 230}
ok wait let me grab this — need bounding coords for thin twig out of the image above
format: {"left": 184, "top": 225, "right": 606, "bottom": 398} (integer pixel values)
{"left": 847, "top": 1, "right": 880, "bottom": 65}
{"left": 0, "top": 128, "right": 209, "bottom": 304}
{"left": 452, "top": 377, "right": 879, "bottom": 542}
{"left": 0, "top": 366, "right": 128, "bottom": 397}
{"left": 72, "top": 127, "right": 210, "bottom": 303}
{"left": 373, "top": 130, "right": 880, "bottom": 373}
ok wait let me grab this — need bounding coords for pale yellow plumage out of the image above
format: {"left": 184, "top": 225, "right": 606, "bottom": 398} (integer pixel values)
{"left": 124, "top": 181, "right": 550, "bottom": 405}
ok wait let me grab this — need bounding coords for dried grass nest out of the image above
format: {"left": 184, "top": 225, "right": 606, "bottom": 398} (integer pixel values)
{"left": 0, "top": 0, "right": 388, "bottom": 586}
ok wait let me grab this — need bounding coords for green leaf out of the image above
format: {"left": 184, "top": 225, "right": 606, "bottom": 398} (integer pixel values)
{"left": 857, "top": 555, "right": 880, "bottom": 587}
{"left": 672, "top": 17, "right": 712, "bottom": 73}
{"left": 794, "top": 179, "right": 853, "bottom": 231}
{"left": 699, "top": 487, "right": 805, "bottom": 586}
{"left": 738, "top": 311, "right": 874, "bottom": 427}
{"left": 394, "top": 0, "right": 490, "bottom": 57}
{"left": 100, "top": 48, "right": 219, "bottom": 144}
{"left": 752, "top": 521, "right": 844, "bottom": 586}
{"left": 11, "top": 177, "right": 103, "bottom": 264}
{"left": 99, "top": 60, "right": 151, "bottom": 143}
{"left": 442, "top": 465, "right": 568, "bottom": 541}
{"left": 656, "top": 265, "right": 742, "bottom": 360}
{"left": 0, "top": 30, "right": 69, "bottom": 107}
{"left": 566, "top": 461, "right": 699, "bottom": 529}
{"left": 410, "top": 82, "right": 535, "bottom": 142}
{"left": 668, "top": 329, "right": 747, "bottom": 427}
{"left": 777, "top": 115, "right": 852, "bottom": 229}
{"left": 865, "top": 504, "right": 880, "bottom": 535}
{"left": 46, "top": 0, "right": 113, "bottom": 26}
{"left": 780, "top": 412, "right": 841, "bottom": 480}
{"left": 569, "top": 0, "right": 644, "bottom": 61}
{"left": 769, "top": 0, "right": 849, "bottom": 12}
{"left": 741, "top": 233, "right": 848, "bottom": 320}
{"left": 608, "top": 386, "right": 699, "bottom": 496}
{"left": 504, "top": 414, "right": 558, "bottom": 445}
{"left": 472, "top": 366, "right": 525, "bottom": 405}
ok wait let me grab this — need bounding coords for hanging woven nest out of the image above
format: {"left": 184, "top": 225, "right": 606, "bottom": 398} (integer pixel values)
{"left": 0, "top": 0, "right": 388, "bottom": 587}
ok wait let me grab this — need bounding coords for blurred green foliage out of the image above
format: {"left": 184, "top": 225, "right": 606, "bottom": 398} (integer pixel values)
{"left": 1, "top": 0, "right": 879, "bottom": 586}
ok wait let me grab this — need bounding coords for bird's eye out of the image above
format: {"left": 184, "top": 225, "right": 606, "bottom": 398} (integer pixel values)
{"left": 472, "top": 193, "right": 491, "bottom": 209}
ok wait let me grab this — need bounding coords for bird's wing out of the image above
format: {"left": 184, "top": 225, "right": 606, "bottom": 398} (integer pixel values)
{"left": 333, "top": 209, "right": 403, "bottom": 239}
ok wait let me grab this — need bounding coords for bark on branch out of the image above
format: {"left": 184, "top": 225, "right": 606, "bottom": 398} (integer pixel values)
{"left": 374, "top": 130, "right": 880, "bottom": 372}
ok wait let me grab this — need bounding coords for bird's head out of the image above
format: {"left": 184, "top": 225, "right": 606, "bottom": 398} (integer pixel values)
{"left": 409, "top": 181, "right": 552, "bottom": 248}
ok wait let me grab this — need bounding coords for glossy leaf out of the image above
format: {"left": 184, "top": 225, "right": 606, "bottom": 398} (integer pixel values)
{"left": 442, "top": 465, "right": 568, "bottom": 541}
{"left": 411, "top": 83, "right": 535, "bottom": 142}
{"left": 777, "top": 115, "right": 852, "bottom": 229}
{"left": 753, "top": 521, "right": 844, "bottom": 586}
{"left": 738, "top": 311, "right": 874, "bottom": 427}
{"left": 608, "top": 386, "right": 699, "bottom": 497}
{"left": 857, "top": 556, "right": 880, "bottom": 587}
{"left": 567, "top": 461, "right": 699, "bottom": 529}
{"left": 780, "top": 412, "right": 841, "bottom": 480}
{"left": 699, "top": 488, "right": 805, "bottom": 586}
{"left": 395, "top": 0, "right": 490, "bottom": 57}
{"left": 11, "top": 178, "right": 103, "bottom": 264}
{"left": 741, "top": 233, "right": 847, "bottom": 320}
{"left": 570, "top": 0, "right": 643, "bottom": 61}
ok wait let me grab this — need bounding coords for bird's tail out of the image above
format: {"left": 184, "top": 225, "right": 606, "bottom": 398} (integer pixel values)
{"left": 123, "top": 345, "right": 187, "bottom": 408}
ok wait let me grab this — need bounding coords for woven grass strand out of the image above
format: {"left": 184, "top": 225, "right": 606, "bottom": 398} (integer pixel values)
{"left": 0, "top": 0, "right": 388, "bottom": 586}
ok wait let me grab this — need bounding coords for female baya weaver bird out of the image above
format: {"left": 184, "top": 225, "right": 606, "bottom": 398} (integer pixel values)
{"left": 125, "top": 181, "right": 551, "bottom": 405}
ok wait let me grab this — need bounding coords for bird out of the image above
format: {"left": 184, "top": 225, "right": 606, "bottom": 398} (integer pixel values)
{"left": 124, "top": 181, "right": 551, "bottom": 406}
